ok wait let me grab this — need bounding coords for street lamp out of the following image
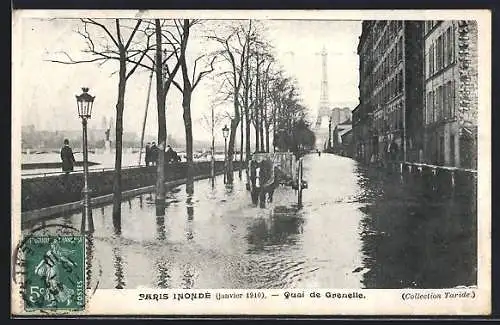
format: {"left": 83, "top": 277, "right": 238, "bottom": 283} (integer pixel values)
{"left": 222, "top": 124, "right": 229, "bottom": 184}
{"left": 76, "top": 87, "right": 95, "bottom": 234}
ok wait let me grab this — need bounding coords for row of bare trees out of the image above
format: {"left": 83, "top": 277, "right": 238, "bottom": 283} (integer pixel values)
{"left": 210, "top": 20, "right": 315, "bottom": 183}
{"left": 50, "top": 18, "right": 313, "bottom": 223}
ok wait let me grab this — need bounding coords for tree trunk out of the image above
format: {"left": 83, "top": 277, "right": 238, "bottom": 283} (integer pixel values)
{"left": 264, "top": 85, "right": 270, "bottom": 152}
{"left": 210, "top": 106, "right": 215, "bottom": 188}
{"left": 255, "top": 72, "right": 260, "bottom": 151}
{"left": 260, "top": 96, "right": 265, "bottom": 152}
{"left": 112, "top": 53, "right": 127, "bottom": 233}
{"left": 227, "top": 121, "right": 238, "bottom": 184}
{"left": 183, "top": 93, "right": 194, "bottom": 194}
{"left": 244, "top": 38, "right": 251, "bottom": 163}
{"left": 155, "top": 19, "right": 166, "bottom": 216}
{"left": 265, "top": 115, "right": 270, "bottom": 153}
{"left": 239, "top": 111, "right": 243, "bottom": 178}
{"left": 227, "top": 95, "right": 240, "bottom": 184}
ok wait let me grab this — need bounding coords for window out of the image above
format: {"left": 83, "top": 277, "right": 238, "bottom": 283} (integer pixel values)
{"left": 450, "top": 135, "right": 455, "bottom": 166}
{"left": 429, "top": 44, "right": 435, "bottom": 75}
{"left": 436, "top": 86, "right": 443, "bottom": 121}
{"left": 443, "top": 30, "right": 448, "bottom": 67}
{"left": 399, "top": 71, "right": 403, "bottom": 92}
{"left": 399, "top": 104, "right": 404, "bottom": 129}
{"left": 399, "top": 38, "right": 404, "bottom": 61}
{"left": 426, "top": 91, "right": 433, "bottom": 124}
{"left": 443, "top": 84, "right": 449, "bottom": 119}
{"left": 447, "top": 81, "right": 454, "bottom": 119}
{"left": 432, "top": 90, "right": 437, "bottom": 122}
{"left": 451, "top": 80, "right": 455, "bottom": 117}
{"left": 436, "top": 36, "right": 443, "bottom": 70}
{"left": 447, "top": 26, "right": 454, "bottom": 64}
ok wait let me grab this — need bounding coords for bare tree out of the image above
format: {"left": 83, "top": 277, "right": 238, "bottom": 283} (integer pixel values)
{"left": 169, "top": 19, "right": 217, "bottom": 194}
{"left": 209, "top": 20, "right": 253, "bottom": 184}
{"left": 49, "top": 18, "right": 151, "bottom": 230}
{"left": 118, "top": 19, "right": 186, "bottom": 215}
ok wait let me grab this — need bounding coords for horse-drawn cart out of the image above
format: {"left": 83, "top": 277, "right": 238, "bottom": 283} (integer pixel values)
{"left": 246, "top": 152, "right": 308, "bottom": 208}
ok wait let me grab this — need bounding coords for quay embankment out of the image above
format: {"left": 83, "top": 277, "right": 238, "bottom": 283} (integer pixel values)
{"left": 21, "top": 161, "right": 242, "bottom": 221}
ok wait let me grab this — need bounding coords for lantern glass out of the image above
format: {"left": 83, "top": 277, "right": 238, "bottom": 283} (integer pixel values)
{"left": 75, "top": 87, "right": 95, "bottom": 118}
{"left": 222, "top": 125, "right": 229, "bottom": 139}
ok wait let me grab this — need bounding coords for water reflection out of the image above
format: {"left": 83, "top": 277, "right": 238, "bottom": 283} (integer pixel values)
{"left": 246, "top": 206, "right": 304, "bottom": 252}
{"left": 113, "top": 218, "right": 122, "bottom": 236}
{"left": 156, "top": 216, "right": 166, "bottom": 241}
{"left": 113, "top": 245, "right": 126, "bottom": 289}
{"left": 156, "top": 258, "right": 170, "bottom": 288}
{"left": 181, "top": 263, "right": 195, "bottom": 289}
{"left": 357, "top": 166, "right": 477, "bottom": 289}
{"left": 86, "top": 235, "right": 95, "bottom": 290}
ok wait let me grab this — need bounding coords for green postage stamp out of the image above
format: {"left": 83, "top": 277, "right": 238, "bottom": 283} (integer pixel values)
{"left": 23, "top": 235, "right": 85, "bottom": 311}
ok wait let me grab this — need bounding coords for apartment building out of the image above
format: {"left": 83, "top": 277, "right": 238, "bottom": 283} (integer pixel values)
{"left": 354, "top": 20, "right": 424, "bottom": 164}
{"left": 423, "top": 20, "right": 478, "bottom": 168}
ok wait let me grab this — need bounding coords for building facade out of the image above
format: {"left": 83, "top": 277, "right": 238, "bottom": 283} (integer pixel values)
{"left": 328, "top": 107, "right": 352, "bottom": 149}
{"left": 423, "top": 20, "right": 478, "bottom": 168}
{"left": 354, "top": 20, "right": 424, "bottom": 164}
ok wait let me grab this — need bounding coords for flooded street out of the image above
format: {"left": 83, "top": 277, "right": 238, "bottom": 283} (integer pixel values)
{"left": 24, "top": 153, "right": 477, "bottom": 289}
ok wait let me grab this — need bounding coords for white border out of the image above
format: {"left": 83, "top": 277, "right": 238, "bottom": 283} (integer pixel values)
{"left": 11, "top": 9, "right": 491, "bottom": 316}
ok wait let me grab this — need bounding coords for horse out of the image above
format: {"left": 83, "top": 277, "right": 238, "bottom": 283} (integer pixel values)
{"left": 249, "top": 158, "right": 279, "bottom": 208}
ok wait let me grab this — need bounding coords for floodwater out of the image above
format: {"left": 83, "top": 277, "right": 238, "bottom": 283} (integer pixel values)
{"left": 23, "top": 154, "right": 477, "bottom": 289}
{"left": 21, "top": 151, "right": 221, "bottom": 177}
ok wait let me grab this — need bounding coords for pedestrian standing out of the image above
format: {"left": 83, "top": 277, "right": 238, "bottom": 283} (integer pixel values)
{"left": 145, "top": 142, "right": 151, "bottom": 166}
{"left": 60, "top": 139, "right": 76, "bottom": 174}
{"left": 165, "top": 145, "right": 174, "bottom": 163}
{"left": 60, "top": 139, "right": 76, "bottom": 186}
{"left": 151, "top": 142, "right": 158, "bottom": 166}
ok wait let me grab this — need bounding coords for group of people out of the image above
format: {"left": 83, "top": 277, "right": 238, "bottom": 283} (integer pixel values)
{"left": 59, "top": 139, "right": 183, "bottom": 175}
{"left": 145, "top": 142, "right": 159, "bottom": 166}
{"left": 145, "top": 143, "right": 181, "bottom": 166}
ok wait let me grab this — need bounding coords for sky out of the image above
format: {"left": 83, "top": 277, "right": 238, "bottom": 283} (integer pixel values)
{"left": 16, "top": 18, "right": 361, "bottom": 142}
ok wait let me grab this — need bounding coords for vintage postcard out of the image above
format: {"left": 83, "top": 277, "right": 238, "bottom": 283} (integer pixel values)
{"left": 11, "top": 9, "right": 491, "bottom": 316}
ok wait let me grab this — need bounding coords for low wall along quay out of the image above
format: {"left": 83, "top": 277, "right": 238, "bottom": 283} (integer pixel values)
{"left": 21, "top": 161, "right": 241, "bottom": 213}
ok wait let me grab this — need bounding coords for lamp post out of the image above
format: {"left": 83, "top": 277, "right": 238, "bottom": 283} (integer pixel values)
{"left": 76, "top": 87, "right": 95, "bottom": 234}
{"left": 222, "top": 124, "right": 229, "bottom": 184}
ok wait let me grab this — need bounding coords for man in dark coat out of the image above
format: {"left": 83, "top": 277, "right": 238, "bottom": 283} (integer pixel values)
{"left": 165, "top": 145, "right": 174, "bottom": 163}
{"left": 150, "top": 142, "right": 158, "bottom": 166}
{"left": 145, "top": 142, "right": 151, "bottom": 166}
{"left": 60, "top": 139, "right": 76, "bottom": 174}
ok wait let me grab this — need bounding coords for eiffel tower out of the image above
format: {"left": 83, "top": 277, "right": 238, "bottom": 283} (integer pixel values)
{"left": 314, "top": 47, "right": 331, "bottom": 149}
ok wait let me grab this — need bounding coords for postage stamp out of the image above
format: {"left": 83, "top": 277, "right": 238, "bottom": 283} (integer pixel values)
{"left": 23, "top": 235, "right": 86, "bottom": 311}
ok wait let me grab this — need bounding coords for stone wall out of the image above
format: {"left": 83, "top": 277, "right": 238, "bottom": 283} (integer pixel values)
{"left": 22, "top": 161, "right": 241, "bottom": 212}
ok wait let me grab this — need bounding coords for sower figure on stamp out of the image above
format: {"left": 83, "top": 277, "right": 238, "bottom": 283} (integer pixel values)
{"left": 34, "top": 238, "right": 77, "bottom": 307}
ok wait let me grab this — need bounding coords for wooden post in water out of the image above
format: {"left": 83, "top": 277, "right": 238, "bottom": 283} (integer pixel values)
{"left": 297, "top": 158, "right": 303, "bottom": 207}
